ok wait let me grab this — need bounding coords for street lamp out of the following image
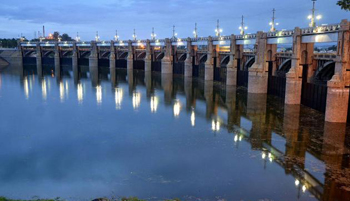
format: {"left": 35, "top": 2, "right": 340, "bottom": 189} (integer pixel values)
{"left": 151, "top": 27, "right": 157, "bottom": 40}
{"left": 193, "top": 23, "right": 198, "bottom": 39}
{"left": 114, "top": 30, "right": 119, "bottom": 41}
{"left": 95, "top": 31, "right": 99, "bottom": 42}
{"left": 75, "top": 32, "right": 80, "bottom": 42}
{"left": 269, "top": 9, "right": 280, "bottom": 32}
{"left": 309, "top": 0, "right": 322, "bottom": 27}
{"left": 215, "top": 19, "right": 223, "bottom": 37}
{"left": 172, "top": 25, "right": 178, "bottom": 40}
{"left": 239, "top": 16, "right": 248, "bottom": 35}
{"left": 132, "top": 29, "right": 137, "bottom": 41}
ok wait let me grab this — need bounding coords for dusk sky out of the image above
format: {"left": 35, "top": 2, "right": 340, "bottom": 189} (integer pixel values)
{"left": 0, "top": 0, "right": 349, "bottom": 41}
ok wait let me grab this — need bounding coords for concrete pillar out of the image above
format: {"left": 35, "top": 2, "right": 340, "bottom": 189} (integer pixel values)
{"left": 145, "top": 40, "right": 152, "bottom": 72}
{"left": 72, "top": 42, "right": 78, "bottom": 72}
{"left": 283, "top": 105, "right": 307, "bottom": 169}
{"left": 89, "top": 41, "right": 98, "bottom": 71}
{"left": 326, "top": 75, "right": 350, "bottom": 122}
{"left": 128, "top": 70, "right": 134, "bottom": 96}
{"left": 325, "top": 20, "right": 350, "bottom": 123}
{"left": 285, "top": 28, "right": 303, "bottom": 105}
{"left": 204, "top": 81, "right": 214, "bottom": 119}
{"left": 227, "top": 35, "right": 238, "bottom": 86}
{"left": 162, "top": 73, "right": 173, "bottom": 104}
{"left": 145, "top": 71, "right": 152, "bottom": 97}
{"left": 184, "top": 77, "right": 194, "bottom": 110}
{"left": 226, "top": 86, "right": 237, "bottom": 132}
{"left": 36, "top": 42, "right": 43, "bottom": 78}
{"left": 110, "top": 64, "right": 116, "bottom": 87}
{"left": 162, "top": 38, "right": 173, "bottom": 74}
{"left": 246, "top": 93, "right": 267, "bottom": 149}
{"left": 248, "top": 32, "right": 269, "bottom": 93}
{"left": 90, "top": 67, "right": 99, "bottom": 87}
{"left": 109, "top": 41, "right": 116, "bottom": 69}
{"left": 54, "top": 42, "right": 61, "bottom": 79}
{"left": 14, "top": 40, "right": 23, "bottom": 67}
{"left": 184, "top": 38, "right": 193, "bottom": 77}
{"left": 322, "top": 122, "right": 348, "bottom": 201}
{"left": 205, "top": 36, "right": 214, "bottom": 81}
{"left": 127, "top": 40, "right": 133, "bottom": 70}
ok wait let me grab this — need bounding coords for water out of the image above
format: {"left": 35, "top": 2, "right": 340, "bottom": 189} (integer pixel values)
{"left": 0, "top": 64, "right": 349, "bottom": 201}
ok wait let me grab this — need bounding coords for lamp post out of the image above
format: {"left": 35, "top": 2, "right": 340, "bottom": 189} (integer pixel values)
{"left": 76, "top": 32, "right": 80, "bottom": 42}
{"left": 193, "top": 23, "right": 198, "bottom": 39}
{"left": 95, "top": 31, "right": 99, "bottom": 42}
{"left": 172, "top": 25, "right": 178, "bottom": 40}
{"left": 114, "top": 30, "right": 119, "bottom": 41}
{"left": 151, "top": 27, "right": 156, "bottom": 40}
{"left": 308, "top": 0, "right": 322, "bottom": 28}
{"left": 239, "top": 16, "right": 248, "bottom": 35}
{"left": 132, "top": 29, "right": 137, "bottom": 41}
{"left": 215, "top": 20, "right": 223, "bottom": 37}
{"left": 269, "top": 9, "right": 279, "bottom": 32}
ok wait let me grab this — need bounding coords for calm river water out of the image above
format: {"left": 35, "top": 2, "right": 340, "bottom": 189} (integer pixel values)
{"left": 0, "top": 64, "right": 349, "bottom": 201}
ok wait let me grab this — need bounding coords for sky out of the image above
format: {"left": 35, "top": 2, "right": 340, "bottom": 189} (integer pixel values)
{"left": 0, "top": 0, "right": 349, "bottom": 41}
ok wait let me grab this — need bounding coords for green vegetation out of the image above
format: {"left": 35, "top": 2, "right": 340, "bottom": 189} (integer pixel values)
{"left": 337, "top": 0, "right": 350, "bottom": 11}
{"left": 0, "top": 197, "right": 61, "bottom": 201}
{"left": 0, "top": 39, "right": 19, "bottom": 48}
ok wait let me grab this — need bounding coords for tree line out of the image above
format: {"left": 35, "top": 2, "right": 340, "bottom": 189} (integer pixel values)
{"left": 0, "top": 39, "right": 18, "bottom": 48}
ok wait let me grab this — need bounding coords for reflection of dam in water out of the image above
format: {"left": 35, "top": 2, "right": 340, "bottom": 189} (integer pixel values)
{"left": 9, "top": 63, "right": 349, "bottom": 200}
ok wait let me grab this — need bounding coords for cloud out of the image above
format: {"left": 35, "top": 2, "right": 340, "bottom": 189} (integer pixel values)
{"left": 0, "top": 0, "right": 348, "bottom": 40}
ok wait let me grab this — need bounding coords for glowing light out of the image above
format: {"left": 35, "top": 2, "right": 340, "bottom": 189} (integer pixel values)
{"left": 295, "top": 179, "right": 300, "bottom": 186}
{"left": 96, "top": 85, "right": 102, "bottom": 105}
{"left": 24, "top": 76, "right": 29, "bottom": 99}
{"left": 77, "top": 83, "right": 83, "bottom": 104}
{"left": 132, "top": 92, "right": 141, "bottom": 110}
{"left": 41, "top": 79, "right": 47, "bottom": 101}
{"left": 308, "top": 15, "right": 312, "bottom": 19}
{"left": 268, "top": 153, "right": 273, "bottom": 162}
{"left": 150, "top": 95, "right": 158, "bottom": 113}
{"left": 173, "top": 100, "right": 181, "bottom": 117}
{"left": 234, "top": 135, "right": 238, "bottom": 142}
{"left": 302, "top": 185, "right": 307, "bottom": 193}
{"left": 65, "top": 81, "right": 69, "bottom": 98}
{"left": 59, "top": 81, "right": 65, "bottom": 102}
{"left": 211, "top": 120, "right": 221, "bottom": 132}
{"left": 239, "top": 135, "right": 243, "bottom": 141}
{"left": 115, "top": 88, "right": 123, "bottom": 110}
{"left": 262, "top": 152, "right": 266, "bottom": 159}
{"left": 316, "top": 15, "right": 322, "bottom": 20}
{"left": 191, "top": 110, "right": 195, "bottom": 127}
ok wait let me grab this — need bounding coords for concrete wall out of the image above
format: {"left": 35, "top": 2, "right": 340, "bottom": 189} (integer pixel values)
{"left": 0, "top": 50, "right": 21, "bottom": 66}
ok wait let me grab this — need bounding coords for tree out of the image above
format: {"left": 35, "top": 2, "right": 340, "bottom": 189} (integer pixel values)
{"left": 337, "top": 0, "right": 350, "bottom": 11}
{"left": 61, "top": 33, "right": 73, "bottom": 41}
{"left": 53, "top": 32, "right": 60, "bottom": 40}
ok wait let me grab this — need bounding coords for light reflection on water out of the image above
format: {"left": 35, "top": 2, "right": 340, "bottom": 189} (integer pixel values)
{"left": 96, "top": 85, "right": 102, "bottom": 105}
{"left": 77, "top": 83, "right": 84, "bottom": 104}
{"left": 115, "top": 87, "right": 123, "bottom": 110}
{"left": 150, "top": 95, "right": 158, "bottom": 113}
{"left": 0, "top": 65, "right": 349, "bottom": 201}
